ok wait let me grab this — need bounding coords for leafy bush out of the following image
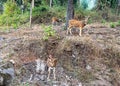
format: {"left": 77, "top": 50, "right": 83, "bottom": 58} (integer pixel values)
{"left": 50, "top": 6, "right": 66, "bottom": 17}
{"left": 109, "top": 21, "right": 120, "bottom": 28}
{"left": 0, "top": 0, "right": 29, "bottom": 28}
{"left": 32, "top": 5, "right": 49, "bottom": 16}
{"left": 42, "top": 25, "right": 56, "bottom": 40}
{"left": 3, "top": 0, "right": 20, "bottom": 16}
{"left": 117, "top": 20, "right": 120, "bottom": 26}
{"left": 101, "top": 19, "right": 106, "bottom": 24}
{"left": 110, "top": 22, "right": 116, "bottom": 28}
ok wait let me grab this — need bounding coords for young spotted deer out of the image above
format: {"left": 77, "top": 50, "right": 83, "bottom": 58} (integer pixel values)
{"left": 47, "top": 54, "right": 57, "bottom": 80}
{"left": 67, "top": 16, "right": 89, "bottom": 36}
{"left": 52, "top": 17, "right": 62, "bottom": 26}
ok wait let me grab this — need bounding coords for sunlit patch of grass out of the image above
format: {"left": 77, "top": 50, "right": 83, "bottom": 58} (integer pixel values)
{"left": 110, "top": 23, "right": 115, "bottom": 28}
{"left": 0, "top": 26, "right": 10, "bottom": 32}
{"left": 110, "top": 22, "right": 116, "bottom": 28}
{"left": 42, "top": 25, "right": 56, "bottom": 41}
{"left": 109, "top": 21, "right": 120, "bottom": 28}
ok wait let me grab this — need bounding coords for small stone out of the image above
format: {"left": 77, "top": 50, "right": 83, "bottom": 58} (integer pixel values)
{"left": 86, "top": 65, "right": 92, "bottom": 70}
{"left": 78, "top": 82, "right": 82, "bottom": 86}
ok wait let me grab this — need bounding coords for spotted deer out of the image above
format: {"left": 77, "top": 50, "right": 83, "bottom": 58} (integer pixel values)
{"left": 52, "top": 17, "right": 62, "bottom": 26}
{"left": 67, "top": 16, "right": 89, "bottom": 36}
{"left": 47, "top": 54, "right": 57, "bottom": 80}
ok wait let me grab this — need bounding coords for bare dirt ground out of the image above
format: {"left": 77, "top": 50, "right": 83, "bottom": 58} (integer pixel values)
{"left": 0, "top": 23, "right": 120, "bottom": 86}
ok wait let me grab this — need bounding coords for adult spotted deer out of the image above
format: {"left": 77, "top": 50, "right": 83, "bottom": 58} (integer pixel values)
{"left": 47, "top": 54, "right": 57, "bottom": 80}
{"left": 67, "top": 16, "right": 89, "bottom": 36}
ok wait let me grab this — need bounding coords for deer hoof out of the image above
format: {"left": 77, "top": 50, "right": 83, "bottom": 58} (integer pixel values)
{"left": 47, "top": 78, "right": 51, "bottom": 81}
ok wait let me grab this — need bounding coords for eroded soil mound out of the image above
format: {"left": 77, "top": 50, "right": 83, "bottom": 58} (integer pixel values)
{"left": 0, "top": 23, "right": 120, "bottom": 86}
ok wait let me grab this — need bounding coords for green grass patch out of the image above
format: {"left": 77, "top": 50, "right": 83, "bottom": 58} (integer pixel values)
{"left": 109, "top": 21, "right": 120, "bottom": 28}
{"left": 42, "top": 25, "right": 56, "bottom": 41}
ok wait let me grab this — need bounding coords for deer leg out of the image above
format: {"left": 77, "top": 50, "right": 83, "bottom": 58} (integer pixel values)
{"left": 56, "top": 22, "right": 58, "bottom": 26}
{"left": 47, "top": 67, "right": 51, "bottom": 80}
{"left": 53, "top": 67, "right": 56, "bottom": 80}
{"left": 52, "top": 22, "right": 54, "bottom": 28}
{"left": 70, "top": 28, "right": 72, "bottom": 35}
{"left": 36, "top": 59, "right": 40, "bottom": 73}
{"left": 79, "top": 28, "right": 82, "bottom": 36}
{"left": 55, "top": 22, "right": 57, "bottom": 26}
{"left": 67, "top": 27, "right": 69, "bottom": 35}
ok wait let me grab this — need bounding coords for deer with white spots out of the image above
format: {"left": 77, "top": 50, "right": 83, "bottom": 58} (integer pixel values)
{"left": 67, "top": 16, "right": 89, "bottom": 36}
{"left": 47, "top": 54, "right": 57, "bottom": 80}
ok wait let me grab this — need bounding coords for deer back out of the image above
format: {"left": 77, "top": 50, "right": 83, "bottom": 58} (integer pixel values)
{"left": 69, "top": 19, "right": 86, "bottom": 28}
{"left": 47, "top": 58, "right": 57, "bottom": 67}
{"left": 52, "top": 17, "right": 59, "bottom": 23}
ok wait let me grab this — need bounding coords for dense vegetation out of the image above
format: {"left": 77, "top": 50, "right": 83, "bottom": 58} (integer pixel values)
{"left": 0, "top": 0, "right": 120, "bottom": 29}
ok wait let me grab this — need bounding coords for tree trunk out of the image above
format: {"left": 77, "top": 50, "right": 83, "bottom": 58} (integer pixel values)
{"left": 30, "top": 2, "right": 32, "bottom": 28}
{"left": 117, "top": 0, "right": 120, "bottom": 15}
{"left": 118, "top": 0, "right": 120, "bottom": 7}
{"left": 65, "top": 0, "right": 74, "bottom": 29}
{"left": 32, "top": 0, "right": 34, "bottom": 8}
{"left": 50, "top": 0, "right": 52, "bottom": 7}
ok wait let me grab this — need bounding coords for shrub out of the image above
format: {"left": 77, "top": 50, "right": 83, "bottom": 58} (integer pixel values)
{"left": 117, "top": 20, "right": 120, "bottom": 26}
{"left": 110, "top": 22, "right": 116, "bottom": 28}
{"left": 3, "top": 0, "right": 20, "bottom": 16}
{"left": 32, "top": 5, "right": 49, "bottom": 16}
{"left": 0, "top": 1, "right": 29, "bottom": 28}
{"left": 0, "top": 0, "right": 22, "bottom": 28}
{"left": 44, "top": 25, "right": 55, "bottom": 36}
{"left": 42, "top": 25, "right": 56, "bottom": 40}
{"left": 118, "top": 20, "right": 120, "bottom": 24}
{"left": 101, "top": 19, "right": 106, "bottom": 24}
{"left": 50, "top": 6, "right": 66, "bottom": 18}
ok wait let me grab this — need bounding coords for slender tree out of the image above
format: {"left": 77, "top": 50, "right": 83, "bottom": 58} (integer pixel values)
{"left": 29, "top": 0, "right": 33, "bottom": 28}
{"left": 117, "top": 0, "right": 120, "bottom": 14}
{"left": 31, "top": 0, "right": 34, "bottom": 8}
{"left": 65, "top": 0, "right": 74, "bottom": 29}
{"left": 50, "top": 0, "right": 52, "bottom": 7}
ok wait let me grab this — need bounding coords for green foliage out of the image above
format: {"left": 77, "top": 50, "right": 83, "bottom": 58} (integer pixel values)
{"left": 12, "top": 23, "right": 18, "bottom": 29}
{"left": 0, "top": 0, "right": 119, "bottom": 29}
{"left": 101, "top": 19, "right": 106, "bottom": 24}
{"left": 110, "top": 21, "right": 120, "bottom": 28}
{"left": 3, "top": 0, "right": 20, "bottom": 16}
{"left": 114, "top": 21, "right": 120, "bottom": 26}
{"left": 32, "top": 5, "right": 49, "bottom": 16}
{"left": 44, "top": 25, "right": 55, "bottom": 36}
{"left": 53, "top": 0, "right": 68, "bottom": 6}
{"left": 75, "top": 7, "right": 95, "bottom": 20}
{"left": 50, "top": 6, "right": 66, "bottom": 18}
{"left": 80, "top": 0, "right": 88, "bottom": 9}
{"left": 0, "top": 0, "right": 29, "bottom": 29}
{"left": 75, "top": 7, "right": 85, "bottom": 17}
{"left": 98, "top": 0, "right": 118, "bottom": 9}
{"left": 0, "top": 0, "right": 21, "bottom": 28}
{"left": 117, "top": 20, "right": 120, "bottom": 26}
{"left": 0, "top": 13, "right": 27, "bottom": 28}
{"left": 42, "top": 25, "right": 56, "bottom": 41}
{"left": 110, "top": 22, "right": 116, "bottom": 28}
{"left": 33, "top": 5, "right": 48, "bottom": 12}
{"left": 20, "top": 82, "right": 30, "bottom": 86}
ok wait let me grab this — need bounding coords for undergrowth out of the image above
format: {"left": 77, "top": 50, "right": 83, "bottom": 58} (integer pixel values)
{"left": 109, "top": 21, "right": 120, "bottom": 28}
{"left": 42, "top": 25, "right": 56, "bottom": 41}
{"left": 0, "top": 1, "right": 120, "bottom": 30}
